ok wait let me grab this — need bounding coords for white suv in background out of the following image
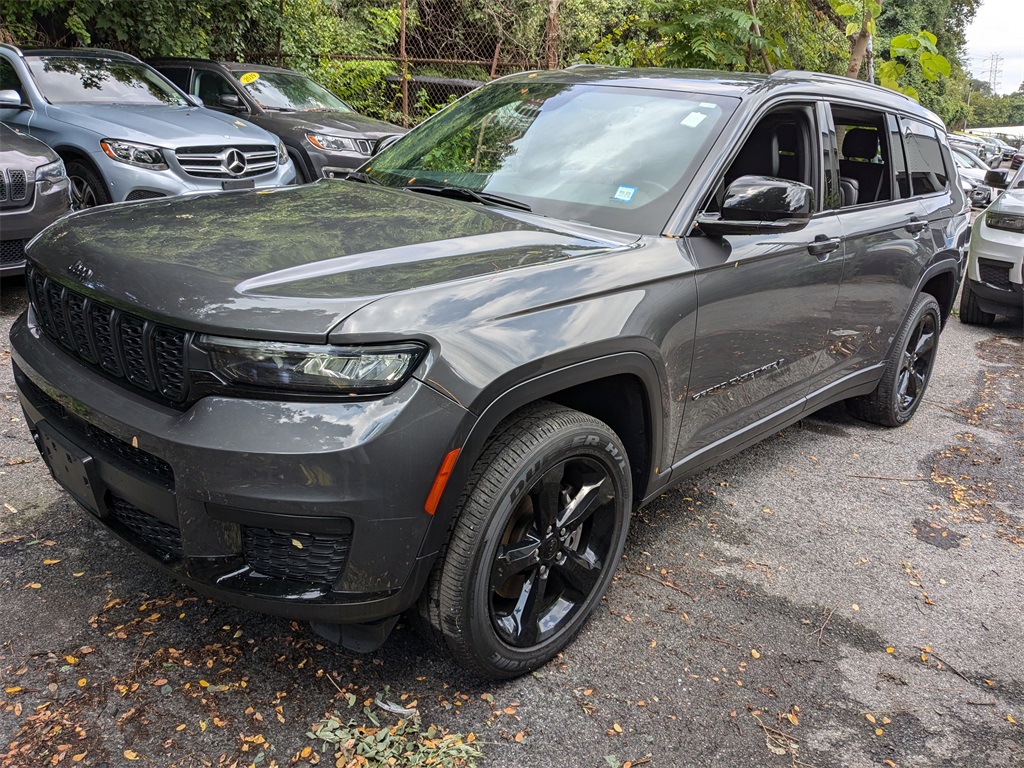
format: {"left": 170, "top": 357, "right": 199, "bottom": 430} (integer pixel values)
{"left": 960, "top": 163, "right": 1024, "bottom": 324}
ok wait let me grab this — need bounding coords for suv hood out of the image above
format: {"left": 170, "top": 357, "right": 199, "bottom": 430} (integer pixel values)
{"left": 990, "top": 185, "right": 1024, "bottom": 215}
{"left": 253, "top": 109, "right": 404, "bottom": 140}
{"left": 27, "top": 182, "right": 637, "bottom": 341}
{"left": 47, "top": 104, "right": 278, "bottom": 148}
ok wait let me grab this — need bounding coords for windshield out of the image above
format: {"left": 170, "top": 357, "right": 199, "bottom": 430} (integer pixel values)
{"left": 26, "top": 56, "right": 187, "bottom": 106}
{"left": 366, "top": 81, "right": 736, "bottom": 234}
{"left": 232, "top": 70, "right": 351, "bottom": 112}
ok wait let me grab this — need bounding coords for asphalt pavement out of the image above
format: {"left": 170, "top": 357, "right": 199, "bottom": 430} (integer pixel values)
{"left": 1, "top": 273, "right": 1022, "bottom": 768}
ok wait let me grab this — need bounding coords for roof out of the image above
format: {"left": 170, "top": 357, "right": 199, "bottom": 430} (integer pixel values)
{"left": 2, "top": 44, "right": 140, "bottom": 62}
{"left": 506, "top": 66, "right": 942, "bottom": 126}
{"left": 147, "top": 57, "right": 301, "bottom": 77}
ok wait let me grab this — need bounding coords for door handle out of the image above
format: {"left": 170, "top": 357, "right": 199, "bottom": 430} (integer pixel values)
{"left": 906, "top": 217, "right": 928, "bottom": 235}
{"left": 808, "top": 235, "right": 841, "bottom": 259}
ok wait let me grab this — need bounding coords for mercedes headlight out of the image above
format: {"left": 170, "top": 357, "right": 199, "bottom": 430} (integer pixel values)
{"left": 100, "top": 139, "right": 168, "bottom": 170}
{"left": 306, "top": 133, "right": 357, "bottom": 152}
{"left": 197, "top": 336, "right": 426, "bottom": 394}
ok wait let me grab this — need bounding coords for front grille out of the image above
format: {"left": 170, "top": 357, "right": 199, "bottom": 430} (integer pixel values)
{"left": 125, "top": 190, "right": 166, "bottom": 202}
{"left": 28, "top": 268, "right": 190, "bottom": 403}
{"left": 242, "top": 526, "right": 351, "bottom": 585}
{"left": 109, "top": 495, "right": 183, "bottom": 561}
{"left": 175, "top": 145, "right": 278, "bottom": 179}
{"left": 0, "top": 169, "right": 31, "bottom": 207}
{"left": 978, "top": 258, "right": 1012, "bottom": 290}
{"left": 1, "top": 239, "right": 26, "bottom": 265}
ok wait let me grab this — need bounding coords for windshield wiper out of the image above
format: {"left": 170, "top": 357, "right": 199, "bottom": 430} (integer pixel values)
{"left": 263, "top": 106, "right": 298, "bottom": 113}
{"left": 344, "top": 170, "right": 384, "bottom": 186}
{"left": 404, "top": 184, "right": 532, "bottom": 212}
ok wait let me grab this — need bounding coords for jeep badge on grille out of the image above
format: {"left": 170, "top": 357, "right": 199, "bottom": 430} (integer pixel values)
{"left": 67, "top": 260, "right": 93, "bottom": 281}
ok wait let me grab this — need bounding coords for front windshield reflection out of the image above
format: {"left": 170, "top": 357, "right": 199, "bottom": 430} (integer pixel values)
{"left": 27, "top": 57, "right": 188, "bottom": 106}
{"left": 233, "top": 71, "right": 352, "bottom": 113}
{"left": 367, "top": 81, "right": 737, "bottom": 234}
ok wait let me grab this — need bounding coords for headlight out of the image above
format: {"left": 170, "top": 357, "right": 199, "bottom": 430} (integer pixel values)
{"left": 277, "top": 139, "right": 288, "bottom": 165}
{"left": 100, "top": 139, "right": 168, "bottom": 170}
{"left": 986, "top": 210, "right": 1024, "bottom": 232}
{"left": 306, "top": 133, "right": 357, "bottom": 152}
{"left": 197, "top": 336, "right": 427, "bottom": 394}
{"left": 36, "top": 158, "right": 66, "bottom": 186}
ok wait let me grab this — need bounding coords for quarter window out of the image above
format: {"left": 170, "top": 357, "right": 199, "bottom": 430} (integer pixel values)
{"left": 902, "top": 118, "right": 948, "bottom": 195}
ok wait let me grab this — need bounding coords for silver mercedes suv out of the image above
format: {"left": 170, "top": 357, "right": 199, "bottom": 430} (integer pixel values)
{"left": 0, "top": 45, "right": 294, "bottom": 208}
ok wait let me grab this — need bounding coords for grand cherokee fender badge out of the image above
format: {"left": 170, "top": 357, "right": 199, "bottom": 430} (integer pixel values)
{"left": 67, "top": 260, "right": 93, "bottom": 281}
{"left": 692, "top": 358, "right": 785, "bottom": 400}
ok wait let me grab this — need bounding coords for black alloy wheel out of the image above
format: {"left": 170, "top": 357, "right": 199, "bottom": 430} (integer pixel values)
{"left": 416, "top": 403, "right": 632, "bottom": 679}
{"left": 849, "top": 293, "right": 942, "bottom": 427}
{"left": 894, "top": 307, "right": 938, "bottom": 418}
{"left": 489, "top": 456, "right": 618, "bottom": 648}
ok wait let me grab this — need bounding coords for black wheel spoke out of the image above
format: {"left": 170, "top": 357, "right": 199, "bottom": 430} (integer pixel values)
{"left": 490, "top": 537, "right": 541, "bottom": 585}
{"left": 556, "top": 548, "right": 602, "bottom": 598}
{"left": 914, "top": 327, "right": 935, "bottom": 358}
{"left": 910, "top": 368, "right": 927, "bottom": 397}
{"left": 531, "top": 466, "right": 564, "bottom": 534}
{"left": 557, "top": 479, "right": 608, "bottom": 533}
{"left": 509, "top": 569, "right": 548, "bottom": 646}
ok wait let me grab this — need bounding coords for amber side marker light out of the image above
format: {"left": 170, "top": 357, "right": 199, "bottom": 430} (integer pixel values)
{"left": 425, "top": 449, "right": 461, "bottom": 515}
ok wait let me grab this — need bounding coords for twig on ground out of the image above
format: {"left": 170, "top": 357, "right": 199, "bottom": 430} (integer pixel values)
{"left": 811, "top": 606, "right": 838, "bottom": 647}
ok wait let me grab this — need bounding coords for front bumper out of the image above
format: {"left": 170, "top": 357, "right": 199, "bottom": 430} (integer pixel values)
{"left": 10, "top": 312, "right": 469, "bottom": 624}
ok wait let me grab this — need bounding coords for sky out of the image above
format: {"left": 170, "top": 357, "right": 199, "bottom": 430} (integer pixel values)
{"left": 964, "top": 0, "right": 1024, "bottom": 95}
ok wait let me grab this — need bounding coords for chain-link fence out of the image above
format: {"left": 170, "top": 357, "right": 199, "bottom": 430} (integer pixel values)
{"left": 248, "top": 0, "right": 563, "bottom": 125}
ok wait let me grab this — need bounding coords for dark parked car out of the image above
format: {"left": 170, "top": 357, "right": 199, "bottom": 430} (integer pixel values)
{"left": 148, "top": 59, "right": 405, "bottom": 182}
{"left": 10, "top": 67, "right": 967, "bottom": 678}
{"left": 0, "top": 122, "right": 70, "bottom": 276}
{"left": 1012, "top": 147, "right": 1023, "bottom": 170}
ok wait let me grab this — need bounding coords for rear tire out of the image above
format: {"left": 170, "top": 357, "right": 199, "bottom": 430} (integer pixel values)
{"left": 849, "top": 293, "right": 941, "bottom": 427}
{"left": 958, "top": 280, "right": 996, "bottom": 325}
{"left": 416, "top": 402, "right": 631, "bottom": 679}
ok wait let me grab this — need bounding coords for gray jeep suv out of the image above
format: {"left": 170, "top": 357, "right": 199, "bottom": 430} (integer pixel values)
{"left": 10, "top": 67, "right": 967, "bottom": 678}
{"left": 0, "top": 123, "right": 70, "bottom": 275}
{"left": 0, "top": 45, "right": 295, "bottom": 208}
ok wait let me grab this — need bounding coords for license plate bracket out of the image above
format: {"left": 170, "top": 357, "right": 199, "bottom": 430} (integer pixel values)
{"left": 221, "top": 178, "right": 255, "bottom": 191}
{"left": 37, "top": 422, "right": 104, "bottom": 516}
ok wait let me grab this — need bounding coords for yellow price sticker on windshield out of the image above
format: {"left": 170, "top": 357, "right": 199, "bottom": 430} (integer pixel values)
{"left": 240, "top": 72, "right": 260, "bottom": 85}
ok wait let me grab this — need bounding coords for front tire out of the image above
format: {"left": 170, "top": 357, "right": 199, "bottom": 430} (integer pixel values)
{"left": 959, "top": 280, "right": 996, "bottom": 325}
{"left": 65, "top": 160, "right": 111, "bottom": 210}
{"left": 418, "top": 403, "right": 632, "bottom": 679}
{"left": 849, "top": 293, "right": 941, "bottom": 427}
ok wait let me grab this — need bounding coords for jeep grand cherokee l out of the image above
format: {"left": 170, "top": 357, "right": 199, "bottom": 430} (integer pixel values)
{"left": 10, "top": 68, "right": 966, "bottom": 678}
{"left": 0, "top": 45, "right": 294, "bottom": 208}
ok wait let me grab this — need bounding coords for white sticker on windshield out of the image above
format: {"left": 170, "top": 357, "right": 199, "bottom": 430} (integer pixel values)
{"left": 681, "top": 112, "right": 708, "bottom": 128}
{"left": 613, "top": 185, "right": 637, "bottom": 203}
{"left": 699, "top": 102, "right": 718, "bottom": 109}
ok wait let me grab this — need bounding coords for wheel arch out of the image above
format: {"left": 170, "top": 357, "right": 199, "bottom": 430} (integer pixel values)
{"left": 419, "top": 352, "right": 665, "bottom": 557}
{"left": 915, "top": 257, "right": 960, "bottom": 326}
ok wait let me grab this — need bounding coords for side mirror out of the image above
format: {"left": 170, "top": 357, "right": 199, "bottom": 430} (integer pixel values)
{"left": 697, "top": 175, "right": 814, "bottom": 236}
{"left": 374, "top": 134, "right": 403, "bottom": 155}
{"left": 0, "top": 89, "right": 26, "bottom": 108}
{"left": 984, "top": 168, "right": 1010, "bottom": 190}
{"left": 218, "top": 93, "right": 244, "bottom": 110}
